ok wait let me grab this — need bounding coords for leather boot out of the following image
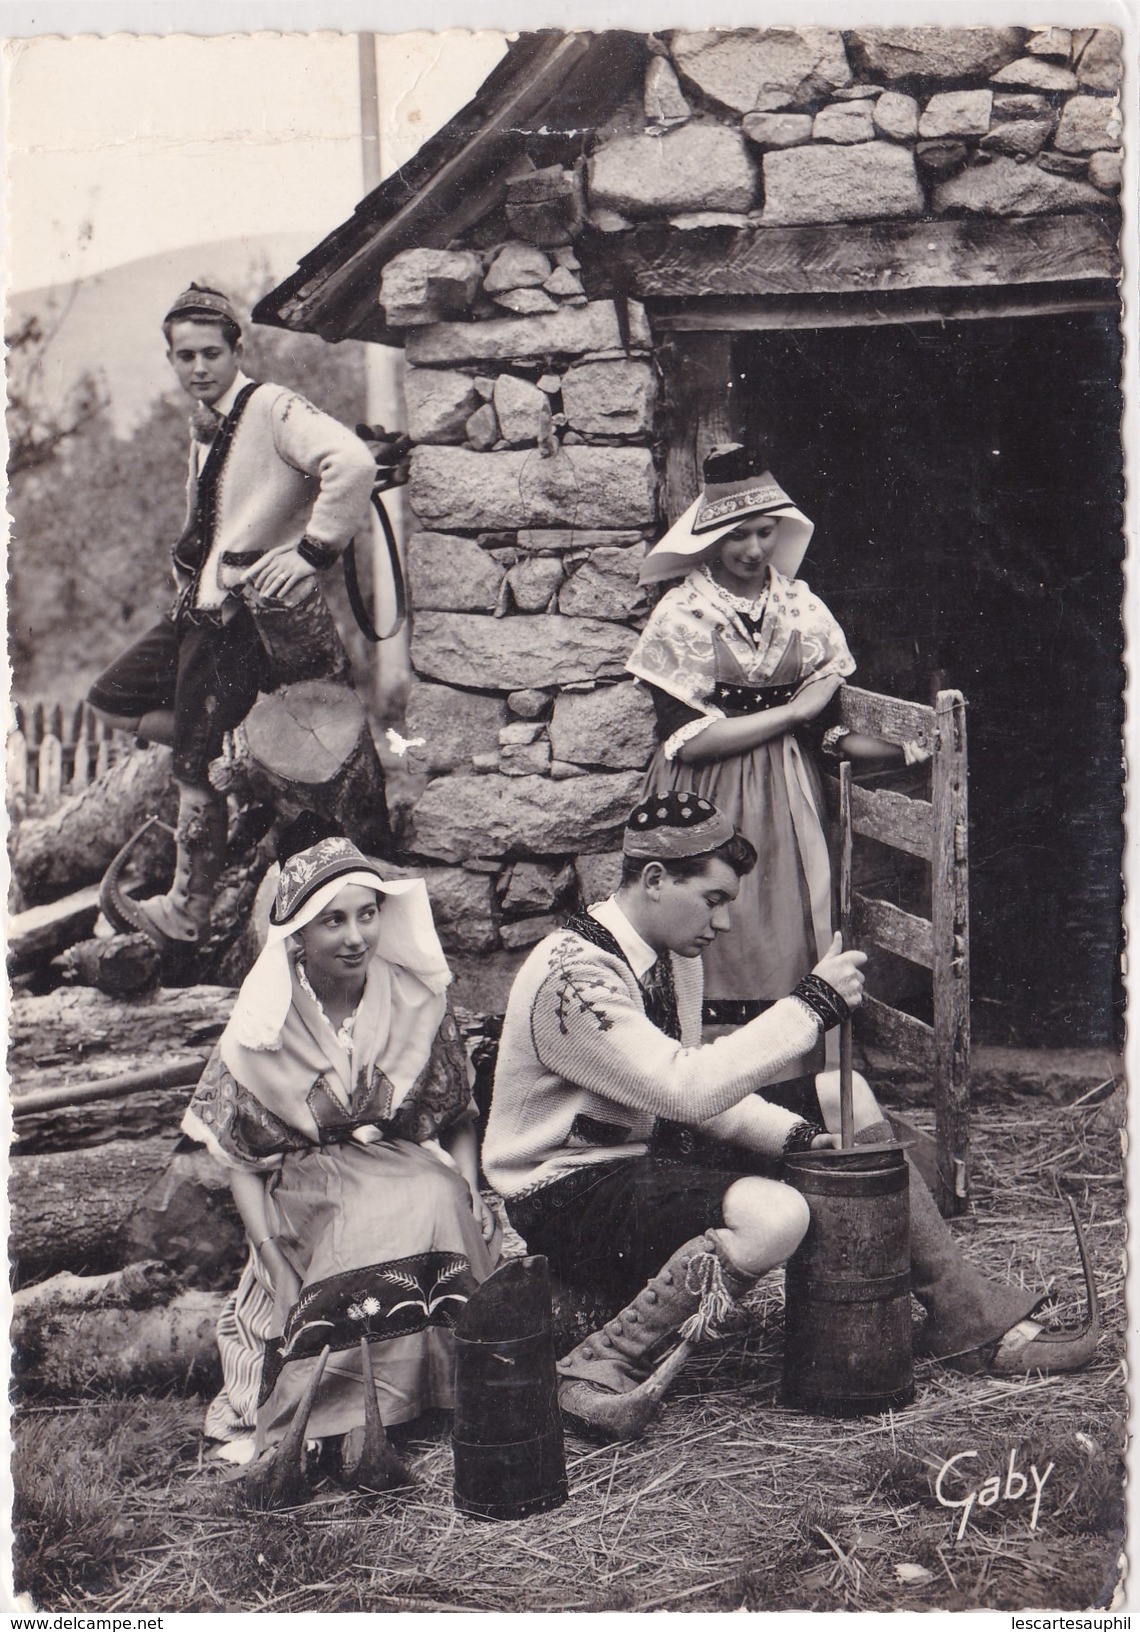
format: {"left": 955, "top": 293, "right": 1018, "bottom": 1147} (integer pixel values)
{"left": 855, "top": 1121, "right": 1043, "bottom": 1364}
{"left": 557, "top": 1231, "right": 754, "bottom": 1442}
{"left": 128, "top": 783, "right": 227, "bottom": 946}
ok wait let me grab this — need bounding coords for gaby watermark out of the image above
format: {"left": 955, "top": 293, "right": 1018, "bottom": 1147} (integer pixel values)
{"left": 934, "top": 1447, "right": 1055, "bottom": 1540}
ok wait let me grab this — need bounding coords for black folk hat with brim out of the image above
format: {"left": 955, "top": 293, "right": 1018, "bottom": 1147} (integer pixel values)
{"left": 640, "top": 443, "right": 814, "bottom": 586}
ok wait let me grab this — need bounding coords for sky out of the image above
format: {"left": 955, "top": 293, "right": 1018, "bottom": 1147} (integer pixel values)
{"left": 3, "top": 30, "right": 508, "bottom": 293}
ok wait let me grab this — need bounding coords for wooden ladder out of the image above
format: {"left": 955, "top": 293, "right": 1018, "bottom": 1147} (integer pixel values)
{"left": 829, "top": 686, "right": 970, "bottom": 1215}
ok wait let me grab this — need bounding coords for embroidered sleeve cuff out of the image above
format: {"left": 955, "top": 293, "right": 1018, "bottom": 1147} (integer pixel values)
{"left": 790, "top": 973, "right": 850, "bottom": 1032}
{"left": 297, "top": 535, "right": 339, "bottom": 569}
{"left": 783, "top": 1118, "right": 824, "bottom": 1154}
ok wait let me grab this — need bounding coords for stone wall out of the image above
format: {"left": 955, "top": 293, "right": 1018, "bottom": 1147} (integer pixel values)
{"left": 383, "top": 259, "right": 660, "bottom": 981}
{"left": 374, "top": 26, "right": 1121, "bottom": 1001}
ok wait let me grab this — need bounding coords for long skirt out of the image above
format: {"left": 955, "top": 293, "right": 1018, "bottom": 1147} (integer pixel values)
{"left": 644, "top": 731, "right": 835, "bottom": 1074}
{"left": 208, "top": 1138, "right": 498, "bottom": 1450}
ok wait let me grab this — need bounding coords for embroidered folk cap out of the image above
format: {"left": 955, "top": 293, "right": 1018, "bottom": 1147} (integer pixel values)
{"left": 164, "top": 282, "right": 242, "bottom": 333}
{"left": 271, "top": 835, "right": 385, "bottom": 926}
{"left": 224, "top": 836, "right": 451, "bottom": 1052}
{"left": 623, "top": 791, "right": 736, "bottom": 861}
{"left": 640, "top": 443, "right": 814, "bottom": 586}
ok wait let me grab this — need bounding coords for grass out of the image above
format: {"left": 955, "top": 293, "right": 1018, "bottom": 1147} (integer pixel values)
{"left": 11, "top": 1086, "right": 1127, "bottom": 1613}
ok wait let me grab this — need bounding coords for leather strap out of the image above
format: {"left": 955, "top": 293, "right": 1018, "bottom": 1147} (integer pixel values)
{"left": 343, "top": 488, "right": 407, "bottom": 643}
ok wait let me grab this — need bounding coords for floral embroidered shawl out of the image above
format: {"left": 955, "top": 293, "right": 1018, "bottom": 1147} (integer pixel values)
{"left": 627, "top": 567, "right": 856, "bottom": 714}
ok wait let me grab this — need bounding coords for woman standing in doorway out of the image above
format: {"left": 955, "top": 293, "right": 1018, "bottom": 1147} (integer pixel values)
{"left": 627, "top": 445, "right": 917, "bottom": 1067}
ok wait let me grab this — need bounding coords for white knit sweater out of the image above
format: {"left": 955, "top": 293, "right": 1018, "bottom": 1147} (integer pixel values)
{"left": 481, "top": 927, "right": 822, "bottom": 1198}
{"left": 189, "top": 382, "right": 377, "bottom": 610}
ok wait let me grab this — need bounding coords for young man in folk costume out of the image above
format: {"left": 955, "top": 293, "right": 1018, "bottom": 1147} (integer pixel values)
{"left": 88, "top": 284, "right": 377, "bottom": 948}
{"left": 482, "top": 793, "right": 1099, "bottom": 1442}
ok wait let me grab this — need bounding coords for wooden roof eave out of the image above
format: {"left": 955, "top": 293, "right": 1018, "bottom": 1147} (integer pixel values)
{"left": 253, "top": 31, "right": 600, "bottom": 345}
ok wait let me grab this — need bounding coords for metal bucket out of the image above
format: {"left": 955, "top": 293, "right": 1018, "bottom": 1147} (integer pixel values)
{"left": 782, "top": 1144, "right": 914, "bottom": 1416}
{"left": 452, "top": 1254, "right": 568, "bottom": 1521}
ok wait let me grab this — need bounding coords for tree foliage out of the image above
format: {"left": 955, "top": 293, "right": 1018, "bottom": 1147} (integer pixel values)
{"left": 6, "top": 307, "right": 109, "bottom": 479}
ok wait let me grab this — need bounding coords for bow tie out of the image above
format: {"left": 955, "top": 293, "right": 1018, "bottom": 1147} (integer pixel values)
{"left": 190, "top": 403, "right": 224, "bottom": 444}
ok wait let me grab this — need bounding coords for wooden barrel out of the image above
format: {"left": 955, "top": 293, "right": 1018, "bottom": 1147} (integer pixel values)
{"left": 782, "top": 1145, "right": 914, "bottom": 1416}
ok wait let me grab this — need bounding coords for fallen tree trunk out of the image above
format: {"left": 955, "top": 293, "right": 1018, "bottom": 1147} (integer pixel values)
{"left": 9, "top": 984, "right": 233, "bottom": 1089}
{"left": 10, "top": 744, "right": 176, "bottom": 906}
{"left": 10, "top": 1136, "right": 182, "bottom": 1285}
{"left": 12, "top": 1288, "right": 224, "bottom": 1397}
{"left": 12, "top": 1260, "right": 182, "bottom": 1320}
{"left": 7, "top": 885, "right": 101, "bottom": 972}
{"left": 11, "top": 1085, "right": 199, "bottom": 1155}
{"left": 13, "top": 1055, "right": 207, "bottom": 1118}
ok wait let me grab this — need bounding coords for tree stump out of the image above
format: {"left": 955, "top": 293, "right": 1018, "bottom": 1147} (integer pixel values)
{"left": 225, "top": 679, "right": 391, "bottom": 856}
{"left": 240, "top": 580, "right": 391, "bottom": 853}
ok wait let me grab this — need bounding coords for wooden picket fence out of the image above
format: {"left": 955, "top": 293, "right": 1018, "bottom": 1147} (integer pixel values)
{"left": 7, "top": 699, "right": 135, "bottom": 820}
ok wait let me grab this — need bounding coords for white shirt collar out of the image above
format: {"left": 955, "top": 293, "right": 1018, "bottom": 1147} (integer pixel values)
{"left": 589, "top": 895, "right": 659, "bottom": 981}
{"left": 213, "top": 370, "right": 253, "bottom": 419}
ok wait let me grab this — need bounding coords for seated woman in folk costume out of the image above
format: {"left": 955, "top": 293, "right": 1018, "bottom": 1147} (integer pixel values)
{"left": 627, "top": 445, "right": 926, "bottom": 1071}
{"left": 182, "top": 834, "right": 500, "bottom": 1496}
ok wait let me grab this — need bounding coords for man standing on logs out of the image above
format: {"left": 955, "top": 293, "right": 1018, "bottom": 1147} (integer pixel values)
{"left": 88, "top": 284, "right": 377, "bottom": 948}
{"left": 482, "top": 792, "right": 1099, "bottom": 1442}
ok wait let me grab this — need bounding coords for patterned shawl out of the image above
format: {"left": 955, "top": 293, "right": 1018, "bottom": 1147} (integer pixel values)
{"left": 627, "top": 567, "right": 855, "bottom": 714}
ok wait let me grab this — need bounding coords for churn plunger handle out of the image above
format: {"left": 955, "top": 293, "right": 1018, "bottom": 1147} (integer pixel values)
{"left": 838, "top": 759, "right": 855, "bottom": 1150}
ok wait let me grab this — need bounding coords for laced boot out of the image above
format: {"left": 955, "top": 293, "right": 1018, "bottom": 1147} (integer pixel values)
{"left": 557, "top": 1231, "right": 754, "bottom": 1442}
{"left": 855, "top": 1122, "right": 1096, "bottom": 1371}
{"left": 126, "top": 784, "right": 227, "bottom": 946}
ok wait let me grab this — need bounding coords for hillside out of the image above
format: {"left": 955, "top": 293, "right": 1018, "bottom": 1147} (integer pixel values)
{"left": 7, "top": 233, "right": 319, "bottom": 433}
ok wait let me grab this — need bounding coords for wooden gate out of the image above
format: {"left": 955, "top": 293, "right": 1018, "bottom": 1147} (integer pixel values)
{"left": 829, "top": 685, "right": 970, "bottom": 1215}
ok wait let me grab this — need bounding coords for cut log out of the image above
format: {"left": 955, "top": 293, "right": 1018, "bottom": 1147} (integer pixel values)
{"left": 7, "top": 885, "right": 101, "bottom": 972}
{"left": 225, "top": 679, "right": 391, "bottom": 855}
{"left": 8, "top": 985, "right": 234, "bottom": 1091}
{"left": 53, "top": 932, "right": 162, "bottom": 997}
{"left": 10, "top": 1136, "right": 182, "bottom": 1285}
{"left": 10, "top": 744, "right": 177, "bottom": 906}
{"left": 12, "top": 1289, "right": 224, "bottom": 1397}
{"left": 10, "top": 1136, "right": 247, "bottom": 1288}
{"left": 12, "top": 1260, "right": 182, "bottom": 1320}
{"left": 11, "top": 1085, "right": 200, "bottom": 1156}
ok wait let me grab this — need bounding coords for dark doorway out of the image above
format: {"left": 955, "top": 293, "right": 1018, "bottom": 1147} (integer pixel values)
{"left": 731, "top": 311, "right": 1123, "bottom": 1048}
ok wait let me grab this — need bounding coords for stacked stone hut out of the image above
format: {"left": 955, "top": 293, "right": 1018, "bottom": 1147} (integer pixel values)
{"left": 256, "top": 27, "right": 1124, "bottom": 1040}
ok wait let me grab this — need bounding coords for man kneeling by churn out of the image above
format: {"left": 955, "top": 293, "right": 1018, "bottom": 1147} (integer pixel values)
{"left": 482, "top": 792, "right": 1098, "bottom": 1442}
